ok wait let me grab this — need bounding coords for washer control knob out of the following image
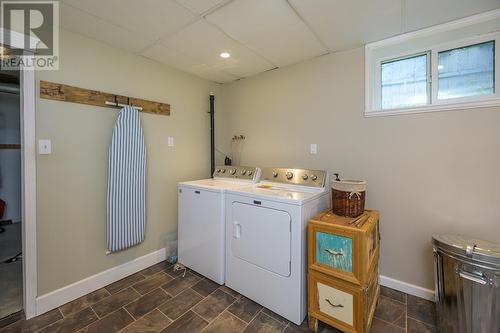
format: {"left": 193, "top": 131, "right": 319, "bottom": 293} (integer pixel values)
{"left": 286, "top": 171, "right": 294, "bottom": 180}
{"left": 272, "top": 171, "right": 279, "bottom": 178}
{"left": 302, "top": 174, "right": 308, "bottom": 180}
{"left": 247, "top": 170, "right": 253, "bottom": 176}
{"left": 230, "top": 169, "right": 236, "bottom": 175}
{"left": 310, "top": 174, "right": 318, "bottom": 181}
{"left": 221, "top": 169, "right": 226, "bottom": 173}
{"left": 241, "top": 170, "right": 247, "bottom": 175}
{"left": 216, "top": 168, "right": 221, "bottom": 173}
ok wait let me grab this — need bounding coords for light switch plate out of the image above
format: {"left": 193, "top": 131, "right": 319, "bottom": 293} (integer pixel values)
{"left": 310, "top": 143, "right": 317, "bottom": 155}
{"left": 39, "top": 139, "right": 51, "bottom": 154}
{"left": 167, "top": 137, "right": 174, "bottom": 147}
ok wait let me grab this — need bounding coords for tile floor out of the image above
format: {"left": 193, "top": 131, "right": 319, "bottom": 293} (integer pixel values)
{"left": 0, "top": 223, "right": 23, "bottom": 318}
{"left": 0, "top": 261, "right": 437, "bottom": 333}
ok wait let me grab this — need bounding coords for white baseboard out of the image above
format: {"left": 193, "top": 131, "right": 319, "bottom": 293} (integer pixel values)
{"left": 380, "top": 275, "right": 435, "bottom": 301}
{"left": 36, "top": 248, "right": 167, "bottom": 316}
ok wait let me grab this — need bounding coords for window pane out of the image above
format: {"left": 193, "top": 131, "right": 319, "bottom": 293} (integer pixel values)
{"left": 438, "top": 41, "right": 495, "bottom": 100}
{"left": 381, "top": 54, "right": 428, "bottom": 110}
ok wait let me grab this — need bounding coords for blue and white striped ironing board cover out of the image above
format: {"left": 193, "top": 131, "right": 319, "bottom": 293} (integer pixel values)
{"left": 107, "top": 106, "right": 147, "bottom": 253}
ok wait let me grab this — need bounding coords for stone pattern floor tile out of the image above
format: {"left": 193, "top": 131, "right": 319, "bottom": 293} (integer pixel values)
{"left": 158, "top": 288, "right": 203, "bottom": 320}
{"left": 124, "top": 288, "right": 171, "bottom": 320}
{"left": 77, "top": 308, "right": 133, "bottom": 333}
{"left": 374, "top": 296, "right": 406, "bottom": 329}
{"left": 59, "top": 289, "right": 110, "bottom": 317}
{"left": 91, "top": 288, "right": 140, "bottom": 318}
{"left": 203, "top": 311, "right": 246, "bottom": 333}
{"left": 242, "top": 312, "right": 287, "bottom": 333}
{"left": 38, "top": 307, "right": 97, "bottom": 333}
{"left": 407, "top": 295, "right": 437, "bottom": 327}
{"left": 407, "top": 317, "right": 437, "bottom": 333}
{"left": 119, "top": 309, "right": 172, "bottom": 333}
{"left": 227, "top": 296, "right": 263, "bottom": 323}
{"left": 192, "top": 289, "right": 235, "bottom": 321}
{"left": 0, "top": 261, "right": 439, "bottom": 333}
{"left": 105, "top": 272, "right": 145, "bottom": 295}
{"left": 0, "top": 309, "right": 63, "bottom": 333}
{"left": 380, "top": 286, "right": 407, "bottom": 304}
{"left": 191, "top": 278, "right": 220, "bottom": 297}
{"left": 159, "top": 310, "right": 208, "bottom": 333}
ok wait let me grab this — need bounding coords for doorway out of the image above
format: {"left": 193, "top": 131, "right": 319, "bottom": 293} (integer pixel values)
{"left": 0, "top": 68, "right": 22, "bottom": 318}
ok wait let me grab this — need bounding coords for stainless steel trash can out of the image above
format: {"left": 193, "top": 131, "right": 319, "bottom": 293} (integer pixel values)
{"left": 432, "top": 235, "right": 500, "bottom": 333}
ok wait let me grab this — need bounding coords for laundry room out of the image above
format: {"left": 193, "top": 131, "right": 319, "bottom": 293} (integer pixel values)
{"left": 1, "top": 1, "right": 499, "bottom": 333}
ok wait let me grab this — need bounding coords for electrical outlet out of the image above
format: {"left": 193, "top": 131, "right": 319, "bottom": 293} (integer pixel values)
{"left": 310, "top": 143, "right": 317, "bottom": 155}
{"left": 39, "top": 139, "right": 51, "bottom": 154}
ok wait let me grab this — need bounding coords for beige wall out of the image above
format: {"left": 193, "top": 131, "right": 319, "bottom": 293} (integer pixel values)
{"left": 219, "top": 47, "right": 500, "bottom": 290}
{"left": 36, "top": 30, "right": 219, "bottom": 294}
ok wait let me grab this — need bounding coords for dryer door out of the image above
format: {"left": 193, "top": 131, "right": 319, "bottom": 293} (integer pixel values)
{"left": 231, "top": 201, "right": 291, "bottom": 277}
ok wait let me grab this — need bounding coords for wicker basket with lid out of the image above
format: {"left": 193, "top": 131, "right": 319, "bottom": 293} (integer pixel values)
{"left": 331, "top": 178, "right": 367, "bottom": 218}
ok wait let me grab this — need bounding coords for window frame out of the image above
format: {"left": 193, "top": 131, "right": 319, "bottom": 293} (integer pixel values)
{"left": 431, "top": 35, "right": 499, "bottom": 106}
{"left": 365, "top": 9, "right": 500, "bottom": 117}
{"left": 377, "top": 51, "right": 431, "bottom": 111}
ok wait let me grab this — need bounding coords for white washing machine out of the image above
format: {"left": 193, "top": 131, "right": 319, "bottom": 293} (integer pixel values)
{"left": 177, "top": 166, "right": 260, "bottom": 284}
{"left": 225, "top": 167, "right": 330, "bottom": 324}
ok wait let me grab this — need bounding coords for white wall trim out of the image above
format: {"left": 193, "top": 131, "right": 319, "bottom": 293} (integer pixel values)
{"left": 365, "top": 97, "right": 500, "bottom": 118}
{"left": 36, "top": 248, "right": 167, "bottom": 316}
{"left": 380, "top": 275, "right": 435, "bottom": 302}
{"left": 20, "top": 64, "right": 37, "bottom": 319}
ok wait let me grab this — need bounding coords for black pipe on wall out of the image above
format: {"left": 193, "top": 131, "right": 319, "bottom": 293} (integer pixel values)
{"left": 209, "top": 94, "right": 215, "bottom": 177}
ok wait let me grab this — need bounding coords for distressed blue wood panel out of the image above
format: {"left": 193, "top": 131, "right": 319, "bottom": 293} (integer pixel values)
{"left": 316, "top": 231, "right": 353, "bottom": 273}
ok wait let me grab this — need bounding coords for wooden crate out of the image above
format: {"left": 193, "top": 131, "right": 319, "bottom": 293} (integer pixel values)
{"left": 308, "top": 268, "right": 379, "bottom": 333}
{"left": 308, "top": 210, "right": 380, "bottom": 286}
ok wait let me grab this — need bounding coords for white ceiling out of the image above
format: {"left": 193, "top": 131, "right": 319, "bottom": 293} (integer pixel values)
{"left": 60, "top": 0, "right": 500, "bottom": 84}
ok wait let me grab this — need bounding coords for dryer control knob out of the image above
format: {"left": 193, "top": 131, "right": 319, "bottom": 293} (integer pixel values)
{"left": 230, "top": 169, "right": 236, "bottom": 175}
{"left": 310, "top": 174, "right": 318, "bottom": 181}
{"left": 286, "top": 171, "right": 294, "bottom": 180}
{"left": 241, "top": 170, "right": 247, "bottom": 175}
{"left": 247, "top": 170, "right": 253, "bottom": 176}
{"left": 302, "top": 174, "right": 308, "bottom": 180}
{"left": 272, "top": 171, "right": 279, "bottom": 177}
{"left": 216, "top": 169, "right": 221, "bottom": 173}
{"left": 221, "top": 169, "right": 226, "bottom": 173}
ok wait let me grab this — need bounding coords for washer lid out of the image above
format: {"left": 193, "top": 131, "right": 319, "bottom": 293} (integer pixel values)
{"left": 432, "top": 234, "right": 500, "bottom": 265}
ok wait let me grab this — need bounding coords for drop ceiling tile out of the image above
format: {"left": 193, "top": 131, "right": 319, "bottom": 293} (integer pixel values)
{"left": 62, "top": 0, "right": 196, "bottom": 41}
{"left": 141, "top": 44, "right": 204, "bottom": 71}
{"left": 60, "top": 2, "right": 153, "bottom": 53}
{"left": 187, "top": 64, "right": 239, "bottom": 83}
{"left": 290, "top": 0, "right": 402, "bottom": 51}
{"left": 206, "top": 0, "right": 326, "bottom": 67}
{"left": 175, "top": 0, "right": 228, "bottom": 15}
{"left": 161, "top": 19, "right": 274, "bottom": 77}
{"left": 142, "top": 44, "right": 238, "bottom": 83}
{"left": 405, "top": 0, "right": 500, "bottom": 32}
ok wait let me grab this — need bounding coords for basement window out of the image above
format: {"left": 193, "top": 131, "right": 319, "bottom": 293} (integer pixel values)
{"left": 437, "top": 41, "right": 495, "bottom": 100}
{"left": 365, "top": 11, "right": 500, "bottom": 117}
{"left": 381, "top": 52, "right": 430, "bottom": 110}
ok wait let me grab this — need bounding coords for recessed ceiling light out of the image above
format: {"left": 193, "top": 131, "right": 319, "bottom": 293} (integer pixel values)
{"left": 219, "top": 52, "right": 230, "bottom": 59}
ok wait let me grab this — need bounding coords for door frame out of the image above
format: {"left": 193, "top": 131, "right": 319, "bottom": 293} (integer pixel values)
{"left": 20, "top": 65, "right": 37, "bottom": 319}
{"left": 2, "top": 27, "right": 38, "bottom": 319}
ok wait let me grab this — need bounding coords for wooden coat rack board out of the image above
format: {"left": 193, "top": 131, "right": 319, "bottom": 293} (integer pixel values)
{"left": 40, "top": 81, "right": 170, "bottom": 116}
{"left": 0, "top": 144, "right": 21, "bottom": 149}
